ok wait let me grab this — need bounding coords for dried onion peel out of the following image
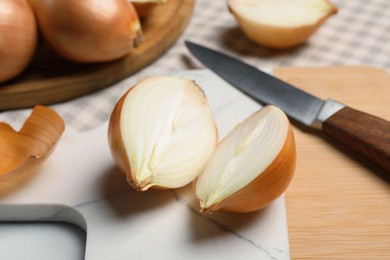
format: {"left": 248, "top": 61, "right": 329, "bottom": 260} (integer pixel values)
{"left": 108, "top": 76, "right": 218, "bottom": 191}
{"left": 195, "top": 105, "right": 296, "bottom": 213}
{"left": 0, "top": 105, "right": 65, "bottom": 181}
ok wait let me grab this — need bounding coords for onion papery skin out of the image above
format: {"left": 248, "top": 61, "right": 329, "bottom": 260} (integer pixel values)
{"left": 0, "top": 0, "right": 37, "bottom": 83}
{"left": 30, "top": 0, "right": 143, "bottom": 63}
{"left": 0, "top": 105, "right": 65, "bottom": 181}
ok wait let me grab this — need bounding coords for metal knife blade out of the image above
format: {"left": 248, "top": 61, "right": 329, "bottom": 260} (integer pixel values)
{"left": 185, "top": 41, "right": 343, "bottom": 128}
{"left": 185, "top": 41, "right": 390, "bottom": 174}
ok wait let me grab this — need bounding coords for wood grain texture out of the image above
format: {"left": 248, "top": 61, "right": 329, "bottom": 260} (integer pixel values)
{"left": 323, "top": 106, "right": 390, "bottom": 172}
{"left": 274, "top": 66, "right": 390, "bottom": 259}
{"left": 0, "top": 0, "right": 195, "bottom": 111}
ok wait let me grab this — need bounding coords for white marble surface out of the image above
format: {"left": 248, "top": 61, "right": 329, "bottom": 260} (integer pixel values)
{"left": 0, "top": 70, "right": 290, "bottom": 260}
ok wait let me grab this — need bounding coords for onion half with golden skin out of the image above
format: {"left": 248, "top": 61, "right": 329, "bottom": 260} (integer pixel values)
{"left": 228, "top": 0, "right": 337, "bottom": 49}
{"left": 195, "top": 106, "right": 296, "bottom": 213}
{"left": 108, "top": 76, "right": 218, "bottom": 191}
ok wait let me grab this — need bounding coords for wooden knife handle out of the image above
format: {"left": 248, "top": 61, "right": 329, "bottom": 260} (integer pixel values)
{"left": 322, "top": 106, "right": 390, "bottom": 173}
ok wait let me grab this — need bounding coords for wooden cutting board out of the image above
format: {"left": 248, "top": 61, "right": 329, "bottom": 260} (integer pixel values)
{"left": 274, "top": 66, "right": 390, "bottom": 259}
{"left": 0, "top": 0, "right": 195, "bottom": 111}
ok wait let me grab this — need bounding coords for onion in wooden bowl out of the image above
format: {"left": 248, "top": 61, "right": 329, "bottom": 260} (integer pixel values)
{"left": 29, "top": 0, "right": 143, "bottom": 63}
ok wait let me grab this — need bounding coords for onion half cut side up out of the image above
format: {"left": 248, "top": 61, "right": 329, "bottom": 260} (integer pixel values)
{"left": 228, "top": 0, "right": 338, "bottom": 49}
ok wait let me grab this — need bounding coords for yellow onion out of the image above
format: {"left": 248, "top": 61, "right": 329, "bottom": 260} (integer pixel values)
{"left": 0, "top": 0, "right": 37, "bottom": 83}
{"left": 195, "top": 105, "right": 296, "bottom": 213}
{"left": 108, "top": 76, "right": 218, "bottom": 191}
{"left": 29, "top": 0, "right": 143, "bottom": 63}
{"left": 130, "top": 0, "right": 167, "bottom": 18}
{"left": 228, "top": 0, "right": 337, "bottom": 49}
{"left": 0, "top": 105, "right": 65, "bottom": 182}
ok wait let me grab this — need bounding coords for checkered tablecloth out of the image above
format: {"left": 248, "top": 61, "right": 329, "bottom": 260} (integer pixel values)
{"left": 1, "top": 0, "right": 389, "bottom": 132}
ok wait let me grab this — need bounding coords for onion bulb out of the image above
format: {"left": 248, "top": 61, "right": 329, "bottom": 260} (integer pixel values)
{"left": 130, "top": 0, "right": 167, "bottom": 18}
{"left": 228, "top": 0, "right": 337, "bottom": 49}
{"left": 0, "top": 0, "right": 37, "bottom": 83}
{"left": 195, "top": 105, "right": 296, "bottom": 213}
{"left": 29, "top": 0, "right": 143, "bottom": 63}
{"left": 0, "top": 105, "right": 65, "bottom": 182}
{"left": 108, "top": 76, "right": 218, "bottom": 191}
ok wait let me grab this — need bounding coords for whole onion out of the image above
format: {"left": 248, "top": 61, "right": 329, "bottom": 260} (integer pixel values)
{"left": 29, "top": 0, "right": 143, "bottom": 63}
{"left": 0, "top": 0, "right": 37, "bottom": 83}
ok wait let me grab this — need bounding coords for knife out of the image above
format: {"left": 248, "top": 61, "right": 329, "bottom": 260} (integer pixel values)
{"left": 185, "top": 41, "right": 390, "bottom": 173}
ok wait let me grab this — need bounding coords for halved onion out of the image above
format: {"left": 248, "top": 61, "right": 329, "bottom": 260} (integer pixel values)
{"left": 228, "top": 0, "right": 338, "bottom": 49}
{"left": 195, "top": 105, "right": 296, "bottom": 213}
{"left": 108, "top": 76, "right": 218, "bottom": 191}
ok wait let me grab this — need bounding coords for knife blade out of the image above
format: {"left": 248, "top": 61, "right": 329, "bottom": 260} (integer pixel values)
{"left": 185, "top": 41, "right": 390, "bottom": 173}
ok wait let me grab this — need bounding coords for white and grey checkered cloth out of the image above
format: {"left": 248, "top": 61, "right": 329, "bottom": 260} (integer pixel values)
{"left": 1, "top": 0, "right": 389, "bottom": 132}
